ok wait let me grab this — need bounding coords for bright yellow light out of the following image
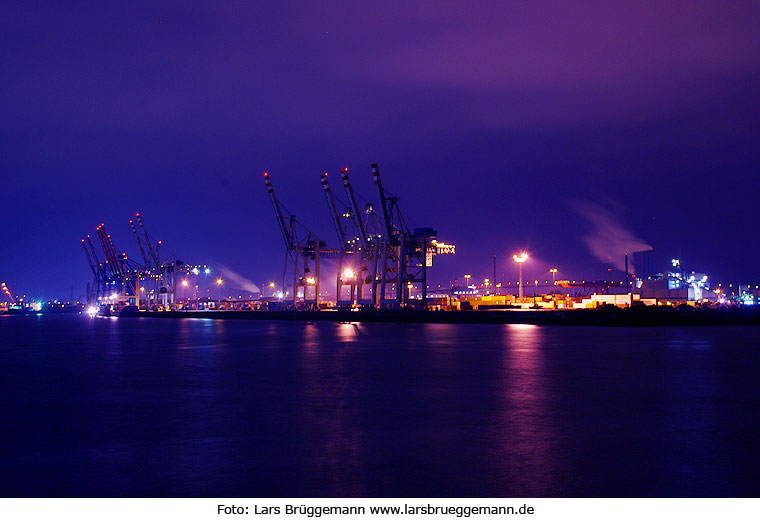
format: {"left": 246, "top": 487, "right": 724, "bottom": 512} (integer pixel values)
{"left": 306, "top": 277, "right": 316, "bottom": 285}
{"left": 549, "top": 268, "right": 558, "bottom": 273}
{"left": 513, "top": 252, "right": 529, "bottom": 263}
{"left": 269, "top": 282, "right": 275, "bottom": 288}
{"left": 342, "top": 269, "right": 355, "bottom": 280}
{"left": 216, "top": 278, "right": 223, "bottom": 285}
{"left": 181, "top": 280, "right": 188, "bottom": 287}
{"left": 464, "top": 274, "right": 471, "bottom": 279}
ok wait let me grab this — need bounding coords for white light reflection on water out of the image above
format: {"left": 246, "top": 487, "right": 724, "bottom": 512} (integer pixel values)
{"left": 336, "top": 321, "right": 361, "bottom": 342}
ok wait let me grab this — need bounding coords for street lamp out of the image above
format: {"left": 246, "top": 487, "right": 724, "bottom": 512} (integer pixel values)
{"left": 513, "top": 252, "right": 528, "bottom": 300}
{"left": 216, "top": 278, "right": 223, "bottom": 309}
{"left": 181, "top": 279, "right": 189, "bottom": 309}
{"left": 549, "top": 268, "right": 558, "bottom": 285}
{"left": 534, "top": 279, "right": 539, "bottom": 306}
{"left": 464, "top": 274, "right": 471, "bottom": 287}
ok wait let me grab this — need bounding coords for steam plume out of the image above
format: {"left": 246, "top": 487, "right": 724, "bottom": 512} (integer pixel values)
{"left": 216, "top": 265, "right": 261, "bottom": 293}
{"left": 570, "top": 200, "right": 652, "bottom": 272}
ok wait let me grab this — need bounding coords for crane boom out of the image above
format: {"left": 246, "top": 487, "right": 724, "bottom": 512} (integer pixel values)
{"left": 129, "top": 219, "right": 150, "bottom": 268}
{"left": 340, "top": 167, "right": 368, "bottom": 244}
{"left": 320, "top": 172, "right": 347, "bottom": 251}
{"left": 264, "top": 172, "right": 295, "bottom": 249}
{"left": 371, "top": 163, "right": 393, "bottom": 242}
{"left": 86, "top": 235, "right": 108, "bottom": 282}
{"left": 135, "top": 213, "right": 158, "bottom": 268}
{"left": 100, "top": 225, "right": 124, "bottom": 277}
{"left": 106, "top": 233, "right": 125, "bottom": 277}
{"left": 96, "top": 225, "right": 119, "bottom": 276}
{"left": 81, "top": 238, "right": 98, "bottom": 279}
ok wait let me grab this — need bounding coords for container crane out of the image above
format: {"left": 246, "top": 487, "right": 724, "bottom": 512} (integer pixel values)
{"left": 371, "top": 163, "right": 454, "bottom": 308}
{"left": 265, "top": 171, "right": 332, "bottom": 308}
{"left": 340, "top": 167, "right": 380, "bottom": 306}
{"left": 320, "top": 171, "right": 355, "bottom": 306}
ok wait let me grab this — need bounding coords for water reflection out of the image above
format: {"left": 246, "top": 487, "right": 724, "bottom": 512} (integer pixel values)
{"left": 659, "top": 332, "right": 723, "bottom": 494}
{"left": 3, "top": 317, "right": 759, "bottom": 496}
{"left": 294, "top": 322, "right": 366, "bottom": 495}
{"left": 335, "top": 322, "right": 360, "bottom": 342}
{"left": 493, "top": 324, "right": 563, "bottom": 495}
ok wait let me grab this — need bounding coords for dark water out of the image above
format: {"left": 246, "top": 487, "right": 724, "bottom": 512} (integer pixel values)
{"left": 1, "top": 314, "right": 759, "bottom": 497}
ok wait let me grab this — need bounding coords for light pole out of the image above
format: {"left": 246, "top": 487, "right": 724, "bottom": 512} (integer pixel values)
{"left": 534, "top": 279, "right": 539, "bottom": 305}
{"left": 464, "top": 274, "right": 471, "bottom": 287}
{"left": 216, "top": 278, "right": 223, "bottom": 309}
{"left": 513, "top": 252, "right": 528, "bottom": 300}
{"left": 181, "top": 279, "right": 189, "bottom": 310}
{"left": 549, "top": 268, "right": 558, "bottom": 285}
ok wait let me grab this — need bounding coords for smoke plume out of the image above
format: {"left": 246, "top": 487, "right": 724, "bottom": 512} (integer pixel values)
{"left": 570, "top": 200, "right": 652, "bottom": 272}
{"left": 217, "top": 265, "right": 261, "bottom": 294}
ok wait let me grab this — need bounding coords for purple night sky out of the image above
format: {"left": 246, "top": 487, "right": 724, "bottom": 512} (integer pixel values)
{"left": 2, "top": 1, "right": 759, "bottom": 299}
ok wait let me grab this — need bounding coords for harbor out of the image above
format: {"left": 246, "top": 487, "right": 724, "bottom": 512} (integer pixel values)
{"left": 121, "top": 305, "right": 760, "bottom": 326}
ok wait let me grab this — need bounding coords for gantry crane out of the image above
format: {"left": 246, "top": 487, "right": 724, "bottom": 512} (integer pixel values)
{"left": 270, "top": 163, "right": 453, "bottom": 310}
{"left": 265, "top": 171, "right": 337, "bottom": 308}
{"left": 320, "top": 171, "right": 355, "bottom": 306}
{"left": 339, "top": 167, "right": 382, "bottom": 306}
{"left": 82, "top": 213, "right": 197, "bottom": 311}
{"left": 372, "top": 163, "right": 454, "bottom": 308}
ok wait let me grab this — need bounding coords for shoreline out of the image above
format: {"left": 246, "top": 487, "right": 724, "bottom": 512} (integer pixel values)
{"left": 119, "top": 306, "right": 760, "bottom": 326}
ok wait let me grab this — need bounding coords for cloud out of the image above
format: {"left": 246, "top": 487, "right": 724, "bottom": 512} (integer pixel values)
{"left": 570, "top": 200, "right": 652, "bottom": 271}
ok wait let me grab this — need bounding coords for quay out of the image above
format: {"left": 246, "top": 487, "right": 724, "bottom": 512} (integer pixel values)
{"left": 120, "top": 306, "right": 760, "bottom": 326}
